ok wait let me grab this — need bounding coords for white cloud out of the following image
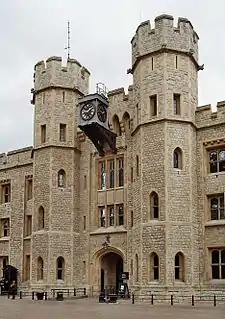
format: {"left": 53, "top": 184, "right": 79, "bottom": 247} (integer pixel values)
{"left": 0, "top": 0, "right": 225, "bottom": 152}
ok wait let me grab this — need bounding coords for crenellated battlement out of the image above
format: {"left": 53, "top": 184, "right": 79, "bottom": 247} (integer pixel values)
{"left": 0, "top": 146, "right": 33, "bottom": 170}
{"left": 196, "top": 101, "right": 225, "bottom": 128}
{"left": 131, "top": 14, "right": 199, "bottom": 70}
{"left": 108, "top": 86, "right": 133, "bottom": 103}
{"left": 33, "top": 56, "right": 90, "bottom": 96}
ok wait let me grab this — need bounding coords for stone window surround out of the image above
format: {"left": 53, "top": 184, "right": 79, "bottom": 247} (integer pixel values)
{"left": 207, "top": 194, "right": 225, "bottom": 221}
{"left": 210, "top": 248, "right": 225, "bottom": 280}
{"left": 98, "top": 203, "right": 124, "bottom": 228}
{"left": 0, "top": 180, "right": 11, "bottom": 204}
{"left": 98, "top": 156, "right": 124, "bottom": 190}
{"left": 0, "top": 218, "right": 10, "bottom": 237}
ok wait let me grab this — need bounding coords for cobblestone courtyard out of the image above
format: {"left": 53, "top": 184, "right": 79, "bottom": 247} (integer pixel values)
{"left": 0, "top": 297, "right": 224, "bottom": 319}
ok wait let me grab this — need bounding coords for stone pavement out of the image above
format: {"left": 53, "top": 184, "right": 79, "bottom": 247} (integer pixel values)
{"left": 0, "top": 297, "right": 224, "bottom": 319}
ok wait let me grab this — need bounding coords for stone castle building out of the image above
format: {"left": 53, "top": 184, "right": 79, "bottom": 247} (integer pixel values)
{"left": 0, "top": 14, "right": 225, "bottom": 295}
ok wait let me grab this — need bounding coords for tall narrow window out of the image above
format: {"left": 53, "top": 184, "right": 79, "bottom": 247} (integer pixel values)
{"left": 150, "top": 253, "right": 159, "bottom": 281}
{"left": 117, "top": 204, "right": 124, "bottom": 226}
{"left": 136, "top": 155, "right": 139, "bottom": 177}
{"left": 173, "top": 94, "right": 181, "bottom": 115}
{"left": 62, "top": 91, "right": 65, "bottom": 103}
{"left": 175, "top": 55, "right": 178, "bottom": 69}
{"left": 150, "top": 192, "right": 159, "bottom": 219}
{"left": 56, "top": 256, "right": 65, "bottom": 280}
{"left": 131, "top": 167, "right": 133, "bottom": 182}
{"left": 59, "top": 123, "right": 66, "bottom": 142}
{"left": 174, "top": 252, "right": 185, "bottom": 281}
{"left": 99, "top": 161, "right": 106, "bottom": 190}
{"left": 150, "top": 95, "right": 157, "bottom": 116}
{"left": 117, "top": 158, "right": 124, "bottom": 187}
{"left": 122, "top": 112, "right": 131, "bottom": 133}
{"left": 58, "top": 169, "right": 66, "bottom": 188}
{"left": 173, "top": 148, "right": 182, "bottom": 169}
{"left": 109, "top": 160, "right": 115, "bottom": 188}
{"left": 37, "top": 257, "right": 44, "bottom": 281}
{"left": 211, "top": 249, "right": 225, "bottom": 279}
{"left": 1, "top": 183, "right": 11, "bottom": 204}
{"left": 109, "top": 206, "right": 114, "bottom": 226}
{"left": 82, "top": 261, "right": 86, "bottom": 279}
{"left": 26, "top": 215, "right": 32, "bottom": 236}
{"left": 25, "top": 255, "right": 30, "bottom": 281}
{"left": 151, "top": 57, "right": 154, "bottom": 70}
{"left": 26, "top": 177, "right": 33, "bottom": 200}
{"left": 1, "top": 219, "right": 10, "bottom": 237}
{"left": 99, "top": 207, "right": 106, "bottom": 227}
{"left": 131, "top": 211, "right": 134, "bottom": 228}
{"left": 112, "top": 115, "right": 121, "bottom": 136}
{"left": 41, "top": 124, "right": 46, "bottom": 143}
{"left": 135, "top": 254, "right": 139, "bottom": 282}
{"left": 38, "top": 206, "right": 44, "bottom": 230}
{"left": 83, "top": 216, "right": 86, "bottom": 230}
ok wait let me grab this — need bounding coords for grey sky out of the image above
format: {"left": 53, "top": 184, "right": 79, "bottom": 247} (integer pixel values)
{"left": 0, "top": 0, "right": 225, "bottom": 152}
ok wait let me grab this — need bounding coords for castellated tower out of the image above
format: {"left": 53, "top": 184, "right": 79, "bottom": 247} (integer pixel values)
{"left": 130, "top": 15, "right": 200, "bottom": 290}
{"left": 31, "top": 57, "right": 90, "bottom": 287}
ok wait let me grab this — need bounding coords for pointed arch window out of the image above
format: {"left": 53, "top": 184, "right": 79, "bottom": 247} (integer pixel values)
{"left": 58, "top": 169, "right": 66, "bottom": 188}
{"left": 150, "top": 192, "right": 159, "bottom": 219}
{"left": 38, "top": 206, "right": 45, "bottom": 230}
{"left": 122, "top": 112, "right": 131, "bottom": 133}
{"left": 112, "top": 115, "right": 121, "bottom": 136}
{"left": 56, "top": 256, "right": 65, "bottom": 280}
{"left": 174, "top": 252, "right": 185, "bottom": 281}
{"left": 149, "top": 252, "right": 159, "bottom": 281}
{"left": 37, "top": 257, "right": 44, "bottom": 281}
{"left": 173, "top": 147, "right": 182, "bottom": 169}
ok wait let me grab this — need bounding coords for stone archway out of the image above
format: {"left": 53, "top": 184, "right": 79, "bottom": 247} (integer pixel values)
{"left": 91, "top": 248, "right": 125, "bottom": 294}
{"left": 100, "top": 252, "right": 123, "bottom": 293}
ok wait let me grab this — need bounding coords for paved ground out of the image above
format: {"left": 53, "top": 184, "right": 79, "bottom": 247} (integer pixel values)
{"left": 0, "top": 297, "right": 224, "bottom": 319}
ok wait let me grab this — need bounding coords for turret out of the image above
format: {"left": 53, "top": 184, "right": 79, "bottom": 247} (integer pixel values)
{"left": 130, "top": 14, "right": 202, "bottom": 124}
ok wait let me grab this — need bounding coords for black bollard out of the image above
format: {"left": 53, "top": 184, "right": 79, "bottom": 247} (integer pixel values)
{"left": 74, "top": 288, "right": 76, "bottom": 296}
{"left": 84, "top": 288, "right": 86, "bottom": 296}
{"left": 170, "top": 295, "right": 173, "bottom": 306}
{"left": 151, "top": 294, "right": 154, "bottom": 305}
{"left": 32, "top": 291, "right": 34, "bottom": 300}
{"left": 44, "top": 292, "right": 47, "bottom": 300}
{"left": 214, "top": 295, "right": 216, "bottom": 307}
{"left": 132, "top": 293, "right": 134, "bottom": 304}
{"left": 192, "top": 295, "right": 194, "bottom": 306}
{"left": 20, "top": 291, "right": 22, "bottom": 299}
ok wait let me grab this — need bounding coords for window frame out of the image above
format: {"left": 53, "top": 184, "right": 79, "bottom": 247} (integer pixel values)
{"left": 211, "top": 249, "right": 225, "bottom": 280}
{"left": 209, "top": 148, "right": 225, "bottom": 174}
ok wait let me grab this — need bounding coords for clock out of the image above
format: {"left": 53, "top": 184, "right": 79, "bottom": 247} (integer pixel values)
{"left": 97, "top": 103, "right": 107, "bottom": 123}
{"left": 80, "top": 103, "right": 96, "bottom": 121}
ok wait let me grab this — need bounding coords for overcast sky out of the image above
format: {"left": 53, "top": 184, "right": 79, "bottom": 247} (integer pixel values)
{"left": 0, "top": 0, "right": 225, "bottom": 152}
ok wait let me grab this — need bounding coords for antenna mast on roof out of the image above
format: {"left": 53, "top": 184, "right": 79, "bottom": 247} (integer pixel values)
{"left": 65, "top": 20, "right": 71, "bottom": 59}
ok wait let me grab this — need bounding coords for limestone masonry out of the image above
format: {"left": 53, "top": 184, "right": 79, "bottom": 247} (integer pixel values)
{"left": 0, "top": 14, "right": 225, "bottom": 296}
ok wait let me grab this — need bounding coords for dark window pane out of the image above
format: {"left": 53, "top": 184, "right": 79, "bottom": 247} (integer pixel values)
{"left": 154, "top": 267, "right": 159, "bottom": 280}
{"left": 221, "top": 250, "right": 225, "bottom": 263}
{"left": 57, "top": 259, "right": 62, "bottom": 269}
{"left": 212, "top": 265, "right": 219, "bottom": 279}
{"left": 219, "top": 161, "right": 225, "bottom": 172}
{"left": 221, "top": 265, "right": 225, "bottom": 279}
{"left": 175, "top": 254, "right": 180, "bottom": 266}
{"left": 211, "top": 209, "right": 218, "bottom": 220}
{"left": 220, "top": 209, "right": 225, "bottom": 219}
{"left": 174, "top": 152, "right": 178, "bottom": 168}
{"left": 153, "top": 207, "right": 159, "bottom": 219}
{"left": 175, "top": 267, "right": 180, "bottom": 280}
{"left": 57, "top": 270, "right": 62, "bottom": 280}
{"left": 210, "top": 162, "right": 217, "bottom": 173}
{"left": 212, "top": 250, "right": 219, "bottom": 263}
{"left": 154, "top": 255, "right": 159, "bottom": 266}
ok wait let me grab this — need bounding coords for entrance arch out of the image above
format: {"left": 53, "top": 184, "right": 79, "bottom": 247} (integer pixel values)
{"left": 100, "top": 252, "right": 123, "bottom": 293}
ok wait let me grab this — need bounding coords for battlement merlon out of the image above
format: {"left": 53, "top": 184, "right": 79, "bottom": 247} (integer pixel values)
{"left": 131, "top": 14, "right": 199, "bottom": 71}
{"left": 195, "top": 100, "right": 225, "bottom": 129}
{"left": 33, "top": 56, "right": 90, "bottom": 96}
{"left": 108, "top": 86, "right": 133, "bottom": 103}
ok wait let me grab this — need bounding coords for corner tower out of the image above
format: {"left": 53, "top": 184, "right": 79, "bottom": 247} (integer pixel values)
{"left": 30, "top": 57, "right": 90, "bottom": 288}
{"left": 130, "top": 15, "right": 201, "bottom": 292}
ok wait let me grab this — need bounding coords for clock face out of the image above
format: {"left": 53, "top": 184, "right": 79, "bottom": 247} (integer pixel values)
{"left": 80, "top": 103, "right": 96, "bottom": 121}
{"left": 97, "top": 104, "right": 107, "bottom": 123}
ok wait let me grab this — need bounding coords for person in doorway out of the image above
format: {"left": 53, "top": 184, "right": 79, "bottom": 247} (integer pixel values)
{"left": 10, "top": 280, "right": 17, "bottom": 300}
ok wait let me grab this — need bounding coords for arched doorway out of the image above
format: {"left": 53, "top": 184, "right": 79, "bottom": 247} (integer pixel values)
{"left": 100, "top": 252, "right": 123, "bottom": 293}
